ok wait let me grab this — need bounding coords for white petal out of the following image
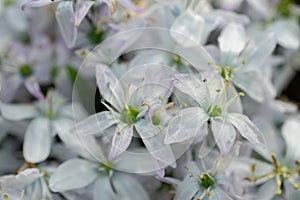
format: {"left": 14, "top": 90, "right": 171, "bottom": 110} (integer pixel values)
{"left": 72, "top": 111, "right": 119, "bottom": 135}
{"left": 271, "top": 20, "right": 300, "bottom": 50}
{"left": 22, "top": 0, "right": 59, "bottom": 9}
{"left": 56, "top": 1, "right": 77, "bottom": 48}
{"left": 241, "top": 30, "right": 276, "bottom": 70}
{"left": 165, "top": 107, "right": 209, "bottom": 144}
{"left": 112, "top": 172, "right": 150, "bottom": 200}
{"left": 173, "top": 74, "right": 210, "bottom": 108}
{"left": 218, "top": 23, "right": 247, "bottom": 54}
{"left": 0, "top": 74, "right": 22, "bottom": 102}
{"left": 211, "top": 118, "right": 236, "bottom": 156}
{"left": 227, "top": 113, "right": 266, "bottom": 147}
{"left": 75, "top": 1, "right": 94, "bottom": 26}
{"left": 109, "top": 124, "right": 133, "bottom": 161}
{"left": 93, "top": 175, "right": 116, "bottom": 200}
{"left": 1, "top": 103, "right": 39, "bottom": 121}
{"left": 256, "top": 180, "right": 276, "bottom": 200}
{"left": 282, "top": 118, "right": 300, "bottom": 161}
{"left": 233, "top": 70, "right": 265, "bottom": 102}
{"left": 49, "top": 158, "right": 98, "bottom": 192}
{"left": 246, "top": 0, "right": 270, "bottom": 17}
{"left": 135, "top": 120, "right": 176, "bottom": 168}
{"left": 23, "top": 117, "right": 52, "bottom": 163}
{"left": 170, "top": 10, "right": 205, "bottom": 47}
{"left": 96, "top": 64, "right": 125, "bottom": 111}
{"left": 174, "top": 176, "right": 201, "bottom": 200}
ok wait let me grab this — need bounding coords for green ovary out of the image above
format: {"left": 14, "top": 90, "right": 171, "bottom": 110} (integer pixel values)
{"left": 19, "top": 64, "right": 33, "bottom": 78}
{"left": 121, "top": 106, "right": 139, "bottom": 124}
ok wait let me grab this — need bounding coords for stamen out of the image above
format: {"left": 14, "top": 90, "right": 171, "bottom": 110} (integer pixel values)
{"left": 271, "top": 154, "right": 279, "bottom": 171}
{"left": 125, "top": 84, "right": 131, "bottom": 109}
{"left": 293, "top": 183, "right": 299, "bottom": 189}
{"left": 107, "top": 83, "right": 124, "bottom": 109}
{"left": 225, "top": 92, "right": 244, "bottom": 110}
{"left": 101, "top": 99, "right": 115, "bottom": 113}
{"left": 242, "top": 60, "right": 247, "bottom": 65}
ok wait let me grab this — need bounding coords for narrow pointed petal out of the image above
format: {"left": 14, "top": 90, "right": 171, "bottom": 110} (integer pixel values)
{"left": 22, "top": 0, "right": 59, "bottom": 9}
{"left": 109, "top": 124, "right": 133, "bottom": 161}
{"left": 75, "top": 1, "right": 94, "bottom": 26}
{"left": 282, "top": 118, "right": 300, "bottom": 161}
{"left": 227, "top": 113, "right": 266, "bottom": 147}
{"left": 1, "top": 103, "right": 39, "bottom": 121}
{"left": 170, "top": 10, "right": 205, "bottom": 48}
{"left": 174, "top": 176, "right": 201, "bottom": 200}
{"left": 72, "top": 111, "right": 119, "bottom": 135}
{"left": 96, "top": 64, "right": 125, "bottom": 111}
{"left": 24, "top": 77, "right": 45, "bottom": 100}
{"left": 218, "top": 22, "right": 247, "bottom": 55}
{"left": 56, "top": 1, "right": 77, "bottom": 48}
{"left": 211, "top": 118, "right": 236, "bottom": 156}
{"left": 173, "top": 74, "right": 210, "bottom": 108}
{"left": 135, "top": 120, "right": 176, "bottom": 168}
{"left": 23, "top": 117, "right": 52, "bottom": 163}
{"left": 165, "top": 107, "right": 209, "bottom": 144}
{"left": 233, "top": 70, "right": 264, "bottom": 102}
{"left": 49, "top": 158, "right": 99, "bottom": 192}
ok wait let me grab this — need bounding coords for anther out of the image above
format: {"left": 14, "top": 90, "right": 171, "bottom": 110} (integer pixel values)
{"left": 294, "top": 183, "right": 299, "bottom": 189}
{"left": 215, "top": 66, "right": 221, "bottom": 71}
{"left": 206, "top": 190, "right": 211, "bottom": 196}
{"left": 238, "top": 92, "right": 245, "bottom": 96}
{"left": 225, "top": 66, "right": 231, "bottom": 71}
{"left": 4, "top": 194, "right": 8, "bottom": 200}
{"left": 242, "top": 60, "right": 247, "bottom": 65}
{"left": 271, "top": 154, "right": 279, "bottom": 170}
{"left": 275, "top": 189, "right": 282, "bottom": 195}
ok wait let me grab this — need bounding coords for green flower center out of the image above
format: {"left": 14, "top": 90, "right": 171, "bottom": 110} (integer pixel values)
{"left": 200, "top": 173, "right": 215, "bottom": 189}
{"left": 19, "top": 64, "right": 33, "bottom": 78}
{"left": 207, "top": 105, "right": 222, "bottom": 117}
{"left": 3, "top": 0, "right": 13, "bottom": 6}
{"left": 151, "top": 112, "right": 161, "bottom": 126}
{"left": 87, "top": 27, "right": 104, "bottom": 44}
{"left": 45, "top": 108, "right": 55, "bottom": 119}
{"left": 121, "top": 106, "right": 139, "bottom": 124}
{"left": 277, "top": 0, "right": 293, "bottom": 17}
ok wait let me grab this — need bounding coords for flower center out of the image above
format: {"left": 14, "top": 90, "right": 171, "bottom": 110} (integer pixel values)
{"left": 121, "top": 106, "right": 139, "bottom": 124}
{"left": 216, "top": 65, "right": 232, "bottom": 84}
{"left": 244, "top": 154, "right": 300, "bottom": 195}
{"left": 200, "top": 173, "right": 215, "bottom": 189}
{"left": 207, "top": 105, "right": 222, "bottom": 117}
{"left": 87, "top": 26, "right": 105, "bottom": 44}
{"left": 19, "top": 64, "right": 33, "bottom": 78}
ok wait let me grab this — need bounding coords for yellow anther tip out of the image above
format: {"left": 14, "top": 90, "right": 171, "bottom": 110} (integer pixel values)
{"left": 225, "top": 66, "right": 231, "bottom": 71}
{"left": 242, "top": 60, "right": 247, "bottom": 65}
{"left": 206, "top": 191, "right": 211, "bottom": 196}
{"left": 215, "top": 66, "right": 221, "bottom": 71}
{"left": 275, "top": 189, "right": 282, "bottom": 195}
{"left": 238, "top": 92, "right": 245, "bottom": 96}
{"left": 276, "top": 180, "right": 282, "bottom": 187}
{"left": 294, "top": 183, "right": 299, "bottom": 189}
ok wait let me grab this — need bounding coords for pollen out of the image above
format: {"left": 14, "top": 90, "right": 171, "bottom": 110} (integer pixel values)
{"left": 293, "top": 183, "right": 299, "bottom": 189}
{"left": 3, "top": 194, "right": 8, "bottom": 200}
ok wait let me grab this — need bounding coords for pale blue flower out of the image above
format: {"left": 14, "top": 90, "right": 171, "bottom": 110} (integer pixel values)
{"left": 165, "top": 74, "right": 266, "bottom": 156}
{"left": 0, "top": 91, "right": 86, "bottom": 163}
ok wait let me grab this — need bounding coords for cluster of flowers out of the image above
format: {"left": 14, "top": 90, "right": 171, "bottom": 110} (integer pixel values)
{"left": 0, "top": 0, "right": 300, "bottom": 199}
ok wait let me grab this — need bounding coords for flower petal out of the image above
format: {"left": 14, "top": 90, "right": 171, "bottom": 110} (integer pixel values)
{"left": 211, "top": 118, "right": 236, "bottom": 156}
{"left": 170, "top": 10, "right": 205, "bottom": 48}
{"left": 282, "top": 118, "right": 300, "bottom": 161}
{"left": 109, "top": 123, "right": 133, "bottom": 161}
{"left": 24, "top": 77, "right": 45, "bottom": 100}
{"left": 72, "top": 111, "right": 119, "bottom": 136}
{"left": 56, "top": 1, "right": 77, "bottom": 48}
{"left": 49, "top": 158, "right": 99, "bottom": 192}
{"left": 1, "top": 103, "right": 39, "bottom": 121}
{"left": 96, "top": 64, "right": 125, "bottom": 111}
{"left": 22, "top": 0, "right": 59, "bottom": 9}
{"left": 23, "top": 117, "right": 52, "bottom": 163}
{"left": 0, "top": 74, "right": 22, "bottom": 102}
{"left": 218, "top": 22, "right": 247, "bottom": 55}
{"left": 75, "top": 1, "right": 94, "bottom": 26}
{"left": 165, "top": 107, "right": 209, "bottom": 144}
{"left": 93, "top": 175, "right": 116, "bottom": 200}
{"left": 173, "top": 74, "right": 210, "bottom": 108}
{"left": 135, "top": 119, "right": 176, "bottom": 168}
{"left": 227, "top": 113, "right": 266, "bottom": 147}
{"left": 271, "top": 19, "right": 300, "bottom": 50}
{"left": 174, "top": 176, "right": 201, "bottom": 200}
